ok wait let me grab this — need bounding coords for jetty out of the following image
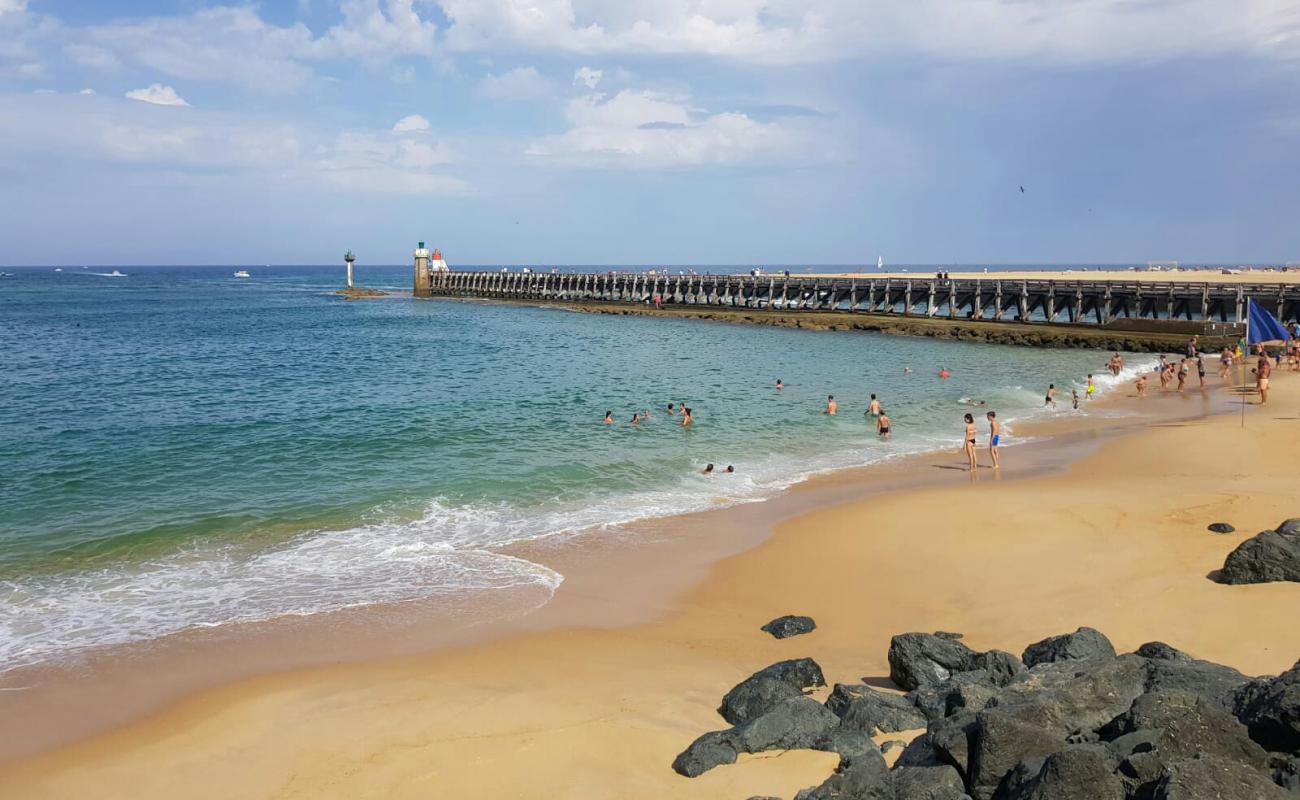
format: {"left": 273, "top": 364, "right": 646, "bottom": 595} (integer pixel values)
{"left": 412, "top": 256, "right": 1299, "bottom": 350}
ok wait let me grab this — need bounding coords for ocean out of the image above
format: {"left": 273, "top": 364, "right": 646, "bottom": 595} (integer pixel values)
{"left": 0, "top": 265, "right": 1147, "bottom": 672}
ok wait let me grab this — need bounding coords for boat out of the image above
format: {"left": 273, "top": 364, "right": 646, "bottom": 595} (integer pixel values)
{"left": 234, "top": 270, "right": 251, "bottom": 278}
{"left": 105, "top": 270, "right": 127, "bottom": 277}
{"left": 0, "top": 272, "right": 12, "bottom": 278}
{"left": 877, "top": 256, "right": 884, "bottom": 270}
{"left": 54, "top": 267, "right": 63, "bottom": 272}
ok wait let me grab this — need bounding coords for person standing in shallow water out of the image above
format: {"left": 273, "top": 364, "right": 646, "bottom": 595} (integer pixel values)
{"left": 824, "top": 395, "right": 837, "bottom": 415}
{"left": 986, "top": 411, "right": 1000, "bottom": 470}
{"left": 604, "top": 411, "right": 613, "bottom": 425}
{"left": 681, "top": 407, "right": 694, "bottom": 427}
{"left": 963, "top": 413, "right": 978, "bottom": 471}
{"left": 775, "top": 379, "right": 783, "bottom": 390}
{"left": 876, "top": 408, "right": 891, "bottom": 439}
{"left": 867, "top": 394, "right": 881, "bottom": 416}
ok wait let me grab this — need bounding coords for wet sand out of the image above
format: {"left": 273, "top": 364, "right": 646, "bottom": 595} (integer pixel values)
{"left": 3, "top": 369, "right": 1298, "bottom": 799}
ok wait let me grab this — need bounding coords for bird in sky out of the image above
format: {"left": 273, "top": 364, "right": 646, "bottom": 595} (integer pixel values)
{"left": 1019, "top": 185, "right": 1025, "bottom": 193}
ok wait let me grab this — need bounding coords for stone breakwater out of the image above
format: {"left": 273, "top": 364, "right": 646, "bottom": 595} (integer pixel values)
{"left": 671, "top": 520, "right": 1300, "bottom": 799}
{"left": 563, "top": 304, "right": 1233, "bottom": 353}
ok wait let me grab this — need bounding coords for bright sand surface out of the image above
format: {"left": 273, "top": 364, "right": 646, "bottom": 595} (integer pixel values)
{"left": 3, "top": 373, "right": 1300, "bottom": 799}
{"left": 811, "top": 269, "right": 1300, "bottom": 284}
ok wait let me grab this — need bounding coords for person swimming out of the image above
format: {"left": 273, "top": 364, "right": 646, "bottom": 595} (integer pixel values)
{"left": 667, "top": 403, "right": 676, "bottom": 416}
{"left": 681, "top": 407, "right": 694, "bottom": 426}
{"left": 824, "top": 395, "right": 837, "bottom": 415}
{"left": 701, "top": 463, "right": 714, "bottom": 475}
{"left": 775, "top": 379, "right": 783, "bottom": 390}
{"left": 631, "top": 413, "right": 640, "bottom": 425}
{"left": 939, "top": 367, "right": 952, "bottom": 379}
{"left": 724, "top": 465, "right": 735, "bottom": 473}
{"left": 867, "top": 394, "right": 881, "bottom": 416}
{"left": 604, "top": 411, "right": 613, "bottom": 425}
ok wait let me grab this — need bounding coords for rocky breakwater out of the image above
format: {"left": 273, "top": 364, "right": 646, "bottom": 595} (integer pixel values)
{"left": 1215, "top": 519, "right": 1300, "bottom": 586}
{"left": 671, "top": 626, "right": 1300, "bottom": 799}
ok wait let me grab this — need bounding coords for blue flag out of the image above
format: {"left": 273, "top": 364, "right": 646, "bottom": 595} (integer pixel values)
{"left": 1247, "top": 299, "right": 1292, "bottom": 345}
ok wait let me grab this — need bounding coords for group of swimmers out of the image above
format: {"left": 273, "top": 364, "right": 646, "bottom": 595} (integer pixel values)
{"left": 817, "top": 388, "right": 893, "bottom": 439}
{"left": 604, "top": 404, "right": 694, "bottom": 427}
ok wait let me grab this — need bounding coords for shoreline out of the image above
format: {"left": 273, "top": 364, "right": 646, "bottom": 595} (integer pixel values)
{"left": 0, "top": 360, "right": 1261, "bottom": 770}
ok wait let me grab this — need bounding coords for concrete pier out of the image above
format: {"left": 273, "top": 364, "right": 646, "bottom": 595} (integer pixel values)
{"left": 413, "top": 268, "right": 1299, "bottom": 330}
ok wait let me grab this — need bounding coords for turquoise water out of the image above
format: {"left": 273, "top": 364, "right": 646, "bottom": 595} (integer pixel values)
{"left": 0, "top": 266, "right": 1143, "bottom": 671}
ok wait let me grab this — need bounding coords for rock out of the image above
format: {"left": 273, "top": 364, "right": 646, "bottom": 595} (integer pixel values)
{"left": 986, "top": 654, "right": 1147, "bottom": 736}
{"left": 880, "top": 739, "right": 907, "bottom": 756}
{"left": 999, "top": 745, "right": 1125, "bottom": 800}
{"left": 1151, "top": 755, "right": 1288, "bottom": 799}
{"left": 929, "top": 712, "right": 980, "bottom": 781}
{"left": 793, "top": 747, "right": 892, "bottom": 800}
{"left": 1100, "top": 691, "right": 1269, "bottom": 770}
{"left": 967, "top": 710, "right": 1066, "bottom": 800}
{"left": 888, "top": 633, "right": 980, "bottom": 691}
{"left": 815, "top": 728, "right": 875, "bottom": 764}
{"left": 672, "top": 730, "right": 738, "bottom": 777}
{"left": 1137, "top": 643, "right": 1249, "bottom": 711}
{"left": 1209, "top": 522, "right": 1236, "bottom": 533}
{"left": 1279, "top": 519, "right": 1300, "bottom": 536}
{"left": 720, "top": 676, "right": 803, "bottom": 726}
{"left": 895, "top": 733, "right": 945, "bottom": 768}
{"left": 1271, "top": 753, "right": 1300, "bottom": 791}
{"left": 1021, "top": 628, "right": 1116, "bottom": 668}
{"left": 910, "top": 670, "right": 1002, "bottom": 722}
{"left": 1235, "top": 660, "right": 1300, "bottom": 754}
{"left": 826, "top": 684, "right": 927, "bottom": 734}
{"left": 719, "top": 658, "right": 826, "bottom": 725}
{"left": 762, "top": 615, "right": 817, "bottom": 639}
{"left": 890, "top": 764, "right": 968, "bottom": 799}
{"left": 674, "top": 695, "right": 842, "bottom": 777}
{"left": 973, "top": 650, "right": 1028, "bottom": 687}
{"left": 1217, "top": 528, "right": 1300, "bottom": 585}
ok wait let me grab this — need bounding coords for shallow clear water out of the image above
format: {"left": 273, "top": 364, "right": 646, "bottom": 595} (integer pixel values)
{"left": 0, "top": 265, "right": 1145, "bottom": 671}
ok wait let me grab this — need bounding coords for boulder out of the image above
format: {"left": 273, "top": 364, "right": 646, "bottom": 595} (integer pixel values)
{"left": 1217, "top": 528, "right": 1300, "bottom": 585}
{"left": 1136, "top": 642, "right": 1249, "bottom": 712}
{"left": 673, "top": 695, "right": 842, "bottom": 777}
{"left": 1234, "top": 660, "right": 1300, "bottom": 754}
{"left": 986, "top": 654, "right": 1147, "bottom": 736}
{"left": 672, "top": 730, "right": 738, "bottom": 777}
{"left": 720, "top": 676, "right": 803, "bottom": 726}
{"left": 815, "top": 728, "right": 875, "bottom": 764}
{"left": 1271, "top": 753, "right": 1300, "bottom": 791}
{"left": 967, "top": 710, "right": 1066, "bottom": 800}
{"left": 793, "top": 747, "right": 891, "bottom": 800}
{"left": 1280, "top": 518, "right": 1300, "bottom": 535}
{"left": 719, "top": 658, "right": 826, "bottom": 725}
{"left": 1151, "top": 755, "right": 1288, "bottom": 799}
{"left": 929, "top": 712, "right": 980, "bottom": 781}
{"left": 1209, "top": 522, "right": 1236, "bottom": 534}
{"left": 895, "top": 733, "right": 945, "bottom": 768}
{"left": 999, "top": 745, "right": 1125, "bottom": 800}
{"left": 888, "top": 633, "right": 980, "bottom": 691}
{"left": 1100, "top": 691, "right": 1269, "bottom": 770}
{"left": 762, "top": 615, "right": 817, "bottom": 639}
{"left": 825, "top": 684, "right": 927, "bottom": 734}
{"left": 973, "top": 650, "right": 1028, "bottom": 687}
{"left": 1021, "top": 628, "right": 1116, "bottom": 668}
{"left": 890, "top": 764, "right": 968, "bottom": 799}
{"left": 910, "top": 670, "right": 1002, "bottom": 722}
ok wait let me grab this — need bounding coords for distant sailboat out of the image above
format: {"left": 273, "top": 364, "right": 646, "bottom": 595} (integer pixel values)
{"left": 877, "top": 256, "right": 884, "bottom": 270}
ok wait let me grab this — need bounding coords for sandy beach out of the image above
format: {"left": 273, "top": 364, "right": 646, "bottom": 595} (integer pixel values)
{"left": 2, "top": 365, "right": 1297, "bottom": 799}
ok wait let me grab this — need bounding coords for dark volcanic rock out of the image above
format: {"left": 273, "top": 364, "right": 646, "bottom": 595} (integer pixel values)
{"left": 1137, "top": 644, "right": 1249, "bottom": 712}
{"left": 1151, "top": 755, "right": 1288, "bottom": 799}
{"left": 1209, "top": 522, "right": 1236, "bottom": 534}
{"left": 967, "top": 710, "right": 1066, "bottom": 800}
{"left": 1101, "top": 691, "right": 1269, "bottom": 770}
{"left": 1217, "top": 527, "right": 1300, "bottom": 585}
{"left": 1234, "top": 659, "right": 1300, "bottom": 754}
{"left": 987, "top": 654, "right": 1147, "bottom": 736}
{"left": 894, "top": 733, "right": 945, "bottom": 768}
{"left": 1021, "top": 627, "right": 1116, "bottom": 668}
{"left": 1279, "top": 518, "right": 1300, "bottom": 535}
{"left": 719, "top": 658, "right": 826, "bottom": 725}
{"left": 910, "top": 670, "right": 1002, "bottom": 722}
{"left": 674, "top": 695, "right": 842, "bottom": 777}
{"left": 888, "top": 632, "right": 980, "bottom": 691}
{"left": 793, "top": 747, "right": 891, "bottom": 800}
{"left": 1000, "top": 745, "right": 1125, "bottom": 800}
{"left": 973, "top": 650, "right": 1028, "bottom": 687}
{"left": 929, "top": 712, "right": 980, "bottom": 781}
{"left": 762, "top": 615, "right": 817, "bottom": 639}
{"left": 1272, "top": 753, "right": 1300, "bottom": 791}
{"left": 815, "top": 728, "right": 875, "bottom": 764}
{"left": 720, "top": 676, "right": 803, "bottom": 726}
{"left": 825, "top": 684, "right": 927, "bottom": 734}
{"left": 890, "top": 764, "right": 968, "bottom": 799}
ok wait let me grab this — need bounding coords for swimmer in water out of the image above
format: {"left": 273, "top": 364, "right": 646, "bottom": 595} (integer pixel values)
{"left": 939, "top": 367, "right": 952, "bottom": 379}
{"left": 960, "top": 398, "right": 986, "bottom": 407}
{"left": 604, "top": 411, "right": 613, "bottom": 425}
{"left": 682, "top": 407, "right": 694, "bottom": 426}
{"left": 702, "top": 463, "right": 714, "bottom": 475}
{"left": 631, "top": 413, "right": 640, "bottom": 425}
{"left": 1045, "top": 384, "right": 1057, "bottom": 409}
{"left": 867, "top": 394, "right": 881, "bottom": 416}
{"left": 724, "top": 465, "right": 735, "bottom": 473}
{"left": 666, "top": 403, "right": 676, "bottom": 416}
{"left": 775, "top": 379, "right": 783, "bottom": 390}
{"left": 824, "top": 395, "right": 837, "bottom": 415}
{"left": 987, "top": 411, "right": 1000, "bottom": 469}
{"left": 903, "top": 367, "right": 913, "bottom": 375}
{"left": 876, "top": 408, "right": 891, "bottom": 439}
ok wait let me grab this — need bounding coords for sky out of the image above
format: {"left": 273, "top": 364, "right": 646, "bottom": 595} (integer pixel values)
{"left": 0, "top": 0, "right": 1298, "bottom": 266}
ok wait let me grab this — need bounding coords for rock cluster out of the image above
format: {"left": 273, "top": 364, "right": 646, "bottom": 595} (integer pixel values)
{"left": 672, "top": 628, "right": 1300, "bottom": 799}
{"left": 1216, "top": 520, "right": 1300, "bottom": 585}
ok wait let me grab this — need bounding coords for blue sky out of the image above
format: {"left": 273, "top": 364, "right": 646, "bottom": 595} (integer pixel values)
{"left": 1, "top": 0, "right": 1297, "bottom": 266}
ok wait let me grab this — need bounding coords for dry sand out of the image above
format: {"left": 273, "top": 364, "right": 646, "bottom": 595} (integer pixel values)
{"left": 3, "top": 375, "right": 1299, "bottom": 800}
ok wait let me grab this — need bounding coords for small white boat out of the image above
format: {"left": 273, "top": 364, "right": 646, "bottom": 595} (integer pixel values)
{"left": 234, "top": 270, "right": 251, "bottom": 278}
{"left": 108, "top": 270, "right": 127, "bottom": 277}
{"left": 877, "top": 255, "right": 884, "bottom": 270}
{"left": 0, "top": 272, "right": 13, "bottom": 278}
{"left": 54, "top": 267, "right": 63, "bottom": 272}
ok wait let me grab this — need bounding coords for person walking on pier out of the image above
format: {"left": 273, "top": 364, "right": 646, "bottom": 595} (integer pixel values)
{"left": 963, "top": 413, "right": 978, "bottom": 471}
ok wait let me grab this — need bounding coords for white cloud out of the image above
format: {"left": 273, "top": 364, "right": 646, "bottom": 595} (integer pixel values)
{"left": 0, "top": 0, "right": 28, "bottom": 14}
{"left": 440, "top": 0, "right": 1300, "bottom": 65}
{"left": 392, "top": 114, "right": 431, "bottom": 133}
{"left": 315, "top": 131, "right": 465, "bottom": 193}
{"left": 125, "top": 83, "right": 190, "bottom": 107}
{"left": 476, "top": 66, "right": 555, "bottom": 102}
{"left": 573, "top": 66, "right": 601, "bottom": 89}
{"left": 78, "top": 88, "right": 95, "bottom": 95}
{"left": 527, "top": 89, "right": 813, "bottom": 168}
{"left": 64, "top": 43, "right": 120, "bottom": 71}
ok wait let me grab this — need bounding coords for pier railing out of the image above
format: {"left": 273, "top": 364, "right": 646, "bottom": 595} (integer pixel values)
{"left": 416, "top": 271, "right": 1298, "bottom": 328}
